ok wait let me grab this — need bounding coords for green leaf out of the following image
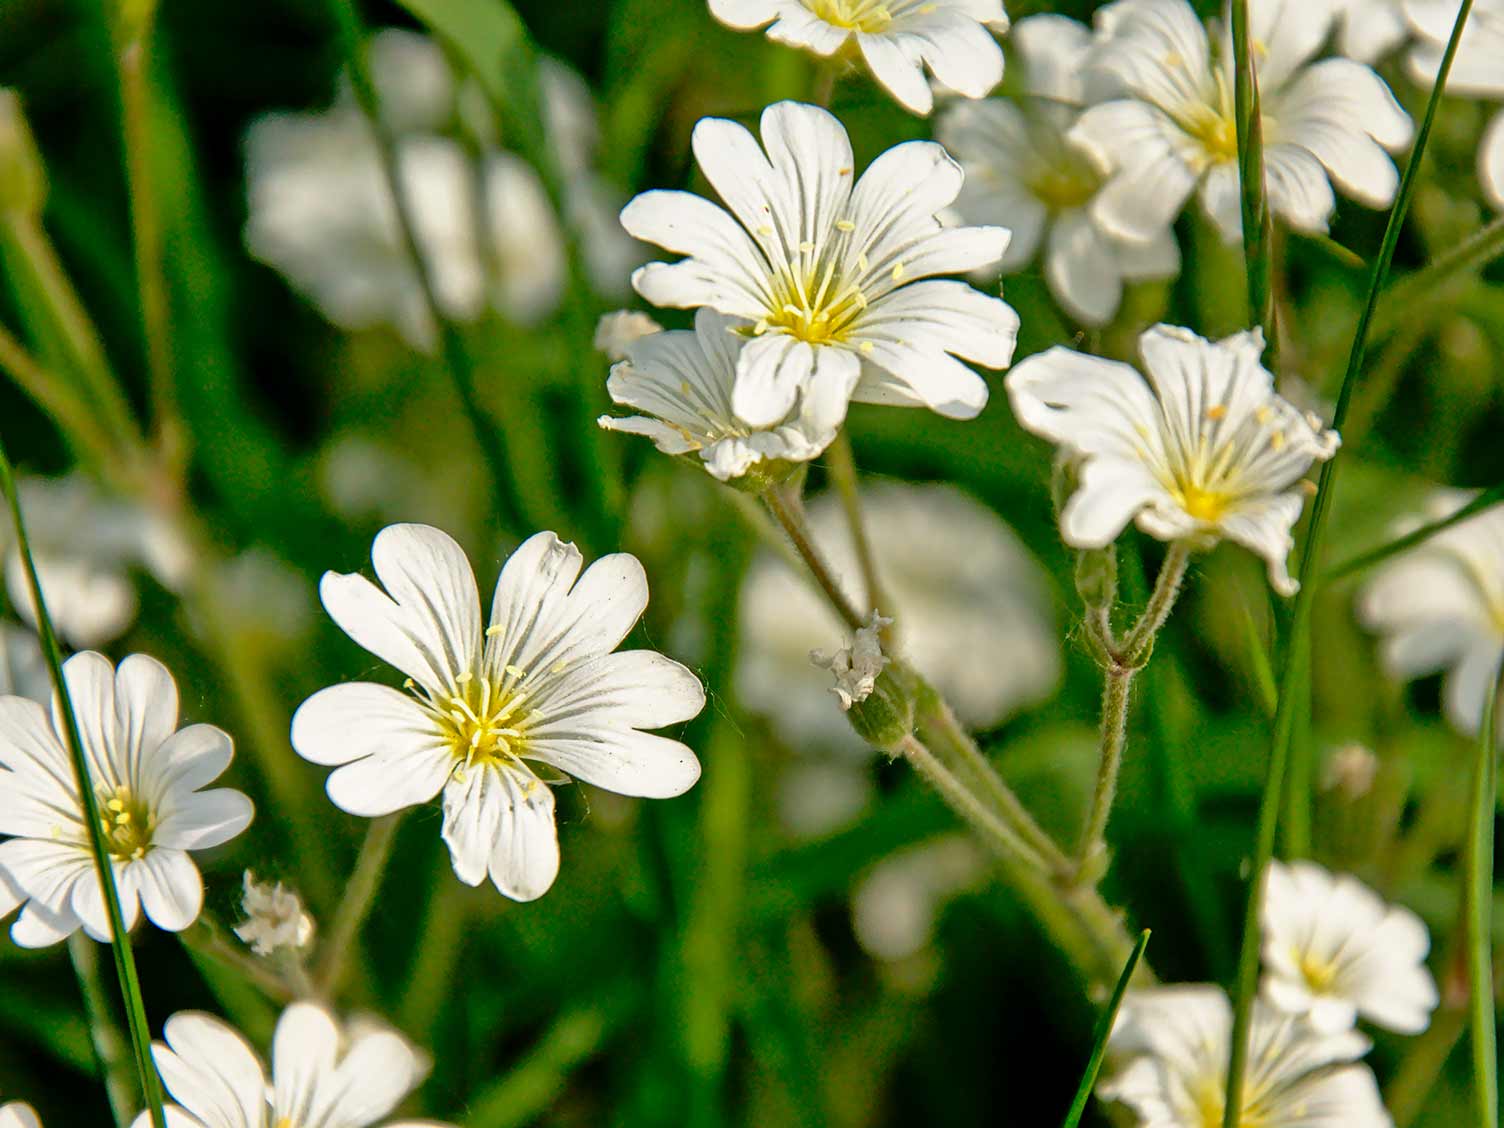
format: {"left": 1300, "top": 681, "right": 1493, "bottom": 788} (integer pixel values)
{"left": 1061, "top": 929, "right": 1150, "bottom": 1128}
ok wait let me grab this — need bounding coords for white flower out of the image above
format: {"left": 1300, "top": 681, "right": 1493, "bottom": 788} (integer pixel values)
{"left": 233, "top": 871, "right": 315, "bottom": 957}
{"left": 738, "top": 483, "right": 1059, "bottom": 751}
{"left": 938, "top": 14, "right": 1179, "bottom": 326}
{"left": 708, "top": 0, "right": 1009, "bottom": 115}
{"left": 851, "top": 834, "right": 986, "bottom": 961}
{"left": 1260, "top": 860, "right": 1438, "bottom": 1034}
{"left": 1, "top": 473, "right": 191, "bottom": 649}
{"left": 594, "top": 310, "right": 664, "bottom": 361}
{"left": 0, "top": 1105, "right": 40, "bottom": 1128}
{"left": 1331, "top": 0, "right": 1409, "bottom": 63}
{"left": 1483, "top": 112, "right": 1504, "bottom": 210}
{"left": 1007, "top": 324, "right": 1339, "bottom": 595}
{"left": 621, "top": 100, "right": 1019, "bottom": 431}
{"left": 0, "top": 625, "right": 47, "bottom": 705}
{"left": 1357, "top": 488, "right": 1504, "bottom": 736}
{"left": 810, "top": 610, "right": 892, "bottom": 709}
{"left": 0, "top": 653, "right": 253, "bottom": 948}
{"left": 1073, "top": 0, "right": 1413, "bottom": 244}
{"left": 1407, "top": 0, "right": 1504, "bottom": 210}
{"left": 1099, "top": 985, "right": 1390, "bottom": 1127}
{"left": 293, "top": 524, "right": 704, "bottom": 902}
{"left": 134, "top": 1002, "right": 450, "bottom": 1128}
{"left": 599, "top": 308, "right": 840, "bottom": 481}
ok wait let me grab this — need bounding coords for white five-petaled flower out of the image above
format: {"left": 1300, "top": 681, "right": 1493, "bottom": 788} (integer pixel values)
{"left": 1072, "top": 0, "right": 1413, "bottom": 244}
{"left": 938, "top": 14, "right": 1179, "bottom": 326}
{"left": 1357, "top": 488, "right": 1504, "bottom": 737}
{"left": 0, "top": 653, "right": 253, "bottom": 948}
{"left": 133, "top": 1002, "right": 451, "bottom": 1128}
{"left": 0, "top": 1104, "right": 40, "bottom": 1128}
{"left": 1099, "top": 985, "right": 1391, "bottom": 1127}
{"left": 1260, "top": 860, "right": 1438, "bottom": 1035}
{"left": 1407, "top": 0, "right": 1504, "bottom": 210}
{"left": 599, "top": 308, "right": 840, "bottom": 481}
{"left": 621, "top": 101, "right": 1019, "bottom": 431}
{"left": 293, "top": 524, "right": 704, "bottom": 902}
{"left": 708, "top": 1, "right": 1010, "bottom": 116}
{"left": 1007, "top": 324, "right": 1340, "bottom": 595}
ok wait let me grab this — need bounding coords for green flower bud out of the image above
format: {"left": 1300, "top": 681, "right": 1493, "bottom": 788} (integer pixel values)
{"left": 846, "top": 663, "right": 917, "bottom": 752}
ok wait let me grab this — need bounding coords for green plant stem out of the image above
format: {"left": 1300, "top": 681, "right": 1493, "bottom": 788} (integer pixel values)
{"left": 0, "top": 320, "right": 120, "bottom": 465}
{"left": 1280, "top": 631, "right": 1314, "bottom": 858}
{"left": 1061, "top": 929, "right": 1151, "bottom": 1128}
{"left": 762, "top": 483, "right": 865, "bottom": 630}
{"left": 1221, "top": 1, "right": 1476, "bottom": 1120}
{"left": 69, "top": 934, "right": 135, "bottom": 1128}
{"left": 1464, "top": 664, "right": 1499, "bottom": 1127}
{"left": 178, "top": 922, "right": 297, "bottom": 1004}
{"left": 1324, "top": 481, "right": 1504, "bottom": 584}
{"left": 0, "top": 440, "right": 167, "bottom": 1128}
{"left": 824, "top": 429, "right": 890, "bottom": 624}
{"left": 1119, "top": 542, "right": 1191, "bottom": 663}
{"left": 399, "top": 875, "right": 472, "bottom": 1034}
{"left": 314, "top": 813, "right": 403, "bottom": 996}
{"left": 1229, "top": 0, "right": 1277, "bottom": 363}
{"left": 1374, "top": 215, "right": 1504, "bottom": 338}
{"left": 325, "top": 0, "right": 524, "bottom": 532}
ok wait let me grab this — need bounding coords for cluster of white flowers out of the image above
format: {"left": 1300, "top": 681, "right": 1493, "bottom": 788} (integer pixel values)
{"left": 1100, "top": 860, "right": 1436, "bottom": 1126}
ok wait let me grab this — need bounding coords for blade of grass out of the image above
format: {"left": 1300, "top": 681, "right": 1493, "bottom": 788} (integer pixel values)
{"left": 1229, "top": 0, "right": 1278, "bottom": 363}
{"left": 0, "top": 439, "right": 167, "bottom": 1128}
{"left": 1222, "top": 0, "right": 1478, "bottom": 1120}
{"left": 1373, "top": 215, "right": 1504, "bottom": 339}
{"left": 1464, "top": 666, "right": 1499, "bottom": 1127}
{"left": 1323, "top": 481, "right": 1504, "bottom": 584}
{"left": 1061, "top": 929, "right": 1151, "bottom": 1128}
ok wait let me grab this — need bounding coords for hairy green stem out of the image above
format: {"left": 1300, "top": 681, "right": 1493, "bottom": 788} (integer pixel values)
{"left": 824, "top": 430, "right": 890, "bottom": 626}
{"left": 763, "top": 483, "right": 865, "bottom": 630}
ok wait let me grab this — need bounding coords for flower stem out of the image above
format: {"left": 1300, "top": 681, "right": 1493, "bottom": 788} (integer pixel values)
{"left": 824, "top": 430, "right": 891, "bottom": 628}
{"left": 763, "top": 482, "right": 865, "bottom": 630}
{"left": 1464, "top": 662, "right": 1500, "bottom": 1128}
{"left": 1229, "top": 0, "right": 1278, "bottom": 365}
{"left": 314, "top": 813, "right": 403, "bottom": 997}
{"left": 68, "top": 934, "right": 135, "bottom": 1128}
{"left": 0, "top": 440, "right": 167, "bottom": 1128}
{"left": 1119, "top": 542, "right": 1190, "bottom": 665}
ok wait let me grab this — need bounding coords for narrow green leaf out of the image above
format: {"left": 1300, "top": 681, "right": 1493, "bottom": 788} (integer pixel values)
{"left": 1229, "top": 0, "right": 1277, "bottom": 362}
{"left": 1323, "top": 481, "right": 1504, "bottom": 584}
{"left": 1465, "top": 667, "right": 1499, "bottom": 1127}
{"left": 1373, "top": 215, "right": 1504, "bottom": 339}
{"left": 0, "top": 441, "right": 167, "bottom": 1127}
{"left": 1061, "top": 929, "right": 1151, "bottom": 1128}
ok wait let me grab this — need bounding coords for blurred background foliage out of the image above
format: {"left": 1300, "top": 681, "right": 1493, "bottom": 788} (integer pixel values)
{"left": 0, "top": 0, "right": 1500, "bottom": 1124}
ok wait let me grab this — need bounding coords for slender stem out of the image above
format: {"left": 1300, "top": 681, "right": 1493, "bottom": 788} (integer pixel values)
{"left": 1229, "top": 0, "right": 1278, "bottom": 365}
{"left": 325, "top": 0, "right": 524, "bottom": 532}
{"left": 178, "top": 923, "right": 296, "bottom": 1003}
{"left": 1119, "top": 543, "right": 1191, "bottom": 664}
{"left": 763, "top": 483, "right": 865, "bottom": 630}
{"left": 1323, "top": 481, "right": 1504, "bottom": 584}
{"left": 314, "top": 813, "right": 403, "bottom": 996}
{"left": 1222, "top": 2, "right": 1476, "bottom": 1120}
{"left": 824, "top": 430, "right": 889, "bottom": 624}
{"left": 1060, "top": 929, "right": 1152, "bottom": 1128}
{"left": 0, "top": 319, "right": 120, "bottom": 465}
{"left": 69, "top": 934, "right": 134, "bottom": 1128}
{"left": 0, "top": 441, "right": 167, "bottom": 1128}
{"left": 1075, "top": 666, "right": 1133, "bottom": 882}
{"left": 1464, "top": 663, "right": 1500, "bottom": 1128}
{"left": 399, "top": 876, "right": 471, "bottom": 1034}
{"left": 1374, "top": 215, "right": 1504, "bottom": 338}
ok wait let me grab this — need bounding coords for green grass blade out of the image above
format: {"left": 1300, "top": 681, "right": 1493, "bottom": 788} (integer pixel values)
{"left": 1061, "top": 929, "right": 1151, "bottom": 1128}
{"left": 1221, "top": 1, "right": 1477, "bottom": 1122}
{"left": 1373, "top": 215, "right": 1504, "bottom": 339}
{"left": 0, "top": 441, "right": 167, "bottom": 1128}
{"left": 1323, "top": 481, "right": 1504, "bottom": 585}
{"left": 1465, "top": 667, "right": 1499, "bottom": 1127}
{"left": 1229, "top": 0, "right": 1277, "bottom": 361}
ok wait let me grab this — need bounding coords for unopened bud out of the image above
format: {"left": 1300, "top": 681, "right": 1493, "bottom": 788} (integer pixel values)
{"left": 848, "top": 665, "right": 918, "bottom": 751}
{"left": 0, "top": 91, "right": 46, "bottom": 217}
{"left": 1074, "top": 545, "right": 1118, "bottom": 612}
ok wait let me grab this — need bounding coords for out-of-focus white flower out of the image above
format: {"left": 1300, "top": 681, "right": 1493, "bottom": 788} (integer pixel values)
{"left": 599, "top": 308, "right": 839, "bottom": 481}
{"left": 708, "top": 0, "right": 1010, "bottom": 115}
{"left": 594, "top": 310, "right": 664, "bottom": 361}
{"left": 1260, "top": 860, "right": 1438, "bottom": 1034}
{"left": 1074, "top": 0, "right": 1413, "bottom": 244}
{"left": 1357, "top": 488, "right": 1504, "bottom": 737}
{"left": 0, "top": 1104, "right": 40, "bottom": 1128}
{"left": 1007, "top": 324, "right": 1339, "bottom": 595}
{"left": 739, "top": 483, "right": 1059, "bottom": 751}
{"left": 293, "top": 524, "right": 704, "bottom": 902}
{"left": 777, "top": 757, "right": 874, "bottom": 837}
{"left": 851, "top": 834, "right": 986, "bottom": 960}
{"left": 134, "top": 1002, "right": 449, "bottom": 1128}
{"left": 622, "top": 101, "right": 1019, "bottom": 430}
{"left": 207, "top": 548, "right": 314, "bottom": 649}
{"left": 0, "top": 626, "right": 47, "bottom": 705}
{"left": 1321, "top": 742, "right": 1379, "bottom": 799}
{"left": 811, "top": 610, "right": 892, "bottom": 709}
{"left": 1331, "top": 0, "right": 1410, "bottom": 62}
{"left": 1099, "top": 985, "right": 1390, "bottom": 1127}
{"left": 1, "top": 474, "right": 191, "bottom": 650}
{"left": 938, "top": 14, "right": 1179, "bottom": 326}
{"left": 233, "top": 871, "right": 315, "bottom": 957}
{"left": 0, "top": 653, "right": 253, "bottom": 948}
{"left": 1407, "top": 0, "right": 1504, "bottom": 210}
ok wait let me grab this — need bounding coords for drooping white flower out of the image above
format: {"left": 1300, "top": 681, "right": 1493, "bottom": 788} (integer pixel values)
{"left": 810, "top": 610, "right": 893, "bottom": 709}
{"left": 233, "top": 871, "right": 315, "bottom": 957}
{"left": 739, "top": 483, "right": 1059, "bottom": 751}
{"left": 599, "top": 308, "right": 840, "bottom": 481}
{"left": 0, "top": 653, "right": 253, "bottom": 948}
{"left": 1, "top": 473, "right": 191, "bottom": 650}
{"left": 1357, "top": 488, "right": 1504, "bottom": 736}
{"left": 1007, "top": 324, "right": 1340, "bottom": 595}
{"left": 1260, "top": 860, "right": 1438, "bottom": 1034}
{"left": 0, "top": 1104, "right": 40, "bottom": 1128}
{"left": 708, "top": 1, "right": 1010, "bottom": 115}
{"left": 594, "top": 310, "right": 664, "bottom": 361}
{"left": 0, "top": 625, "right": 47, "bottom": 704}
{"left": 293, "top": 524, "right": 704, "bottom": 902}
{"left": 1407, "top": 0, "right": 1504, "bottom": 210}
{"left": 938, "top": 14, "right": 1179, "bottom": 326}
{"left": 1099, "top": 985, "right": 1390, "bottom": 1127}
{"left": 134, "top": 1002, "right": 450, "bottom": 1128}
{"left": 1073, "top": 0, "right": 1413, "bottom": 244}
{"left": 621, "top": 101, "right": 1019, "bottom": 431}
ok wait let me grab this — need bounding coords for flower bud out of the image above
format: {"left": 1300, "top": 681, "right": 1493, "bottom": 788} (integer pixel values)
{"left": 1074, "top": 544, "right": 1118, "bottom": 613}
{"left": 846, "top": 662, "right": 918, "bottom": 752}
{"left": 0, "top": 90, "right": 46, "bottom": 218}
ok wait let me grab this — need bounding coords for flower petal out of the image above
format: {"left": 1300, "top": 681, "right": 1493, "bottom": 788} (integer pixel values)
{"left": 132, "top": 849, "right": 204, "bottom": 932}
{"left": 153, "top": 1011, "right": 267, "bottom": 1127}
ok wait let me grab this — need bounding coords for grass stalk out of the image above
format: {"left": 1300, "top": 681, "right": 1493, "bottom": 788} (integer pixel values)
{"left": 1323, "top": 481, "right": 1504, "bottom": 584}
{"left": 1229, "top": 0, "right": 1278, "bottom": 362}
{"left": 0, "top": 439, "right": 167, "bottom": 1128}
{"left": 1464, "top": 667, "right": 1499, "bottom": 1127}
{"left": 1061, "top": 929, "right": 1151, "bottom": 1128}
{"left": 1221, "top": 1, "right": 1477, "bottom": 1120}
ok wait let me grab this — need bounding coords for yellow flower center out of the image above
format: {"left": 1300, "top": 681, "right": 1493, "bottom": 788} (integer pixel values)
{"left": 1184, "top": 104, "right": 1240, "bottom": 164}
{"left": 1174, "top": 481, "right": 1230, "bottom": 523}
{"left": 1027, "top": 161, "right": 1101, "bottom": 211}
{"left": 431, "top": 667, "right": 536, "bottom": 774}
{"left": 808, "top": 0, "right": 899, "bottom": 32}
{"left": 1299, "top": 952, "right": 1339, "bottom": 993}
{"left": 754, "top": 228, "right": 876, "bottom": 346}
{"left": 96, "top": 786, "right": 154, "bottom": 861}
{"left": 1193, "top": 1078, "right": 1268, "bottom": 1128}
